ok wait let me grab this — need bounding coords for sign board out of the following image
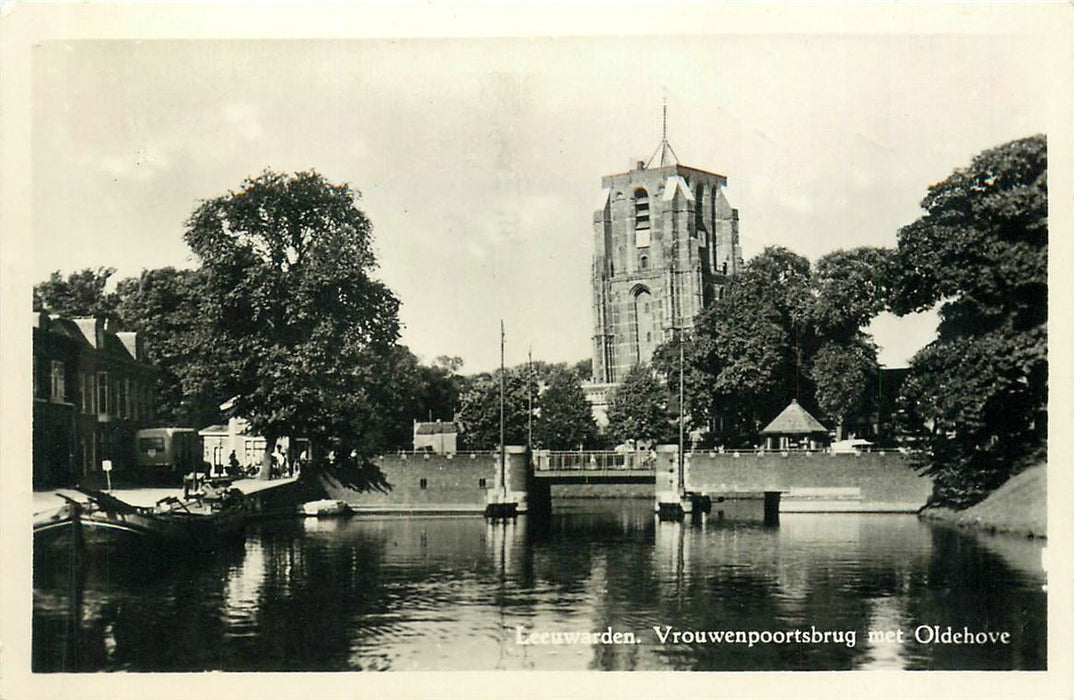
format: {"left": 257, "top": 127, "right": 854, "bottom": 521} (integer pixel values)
{"left": 102, "top": 459, "right": 113, "bottom": 472}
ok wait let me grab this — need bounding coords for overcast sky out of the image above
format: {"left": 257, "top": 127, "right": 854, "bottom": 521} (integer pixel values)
{"left": 31, "top": 35, "right": 1052, "bottom": 373}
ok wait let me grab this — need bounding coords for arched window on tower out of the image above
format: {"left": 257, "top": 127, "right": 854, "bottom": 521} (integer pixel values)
{"left": 631, "top": 285, "right": 657, "bottom": 365}
{"left": 639, "top": 255, "right": 649, "bottom": 271}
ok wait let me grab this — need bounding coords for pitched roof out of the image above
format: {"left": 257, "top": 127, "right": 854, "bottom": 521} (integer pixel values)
{"left": 760, "top": 399, "right": 828, "bottom": 435}
{"left": 415, "top": 421, "right": 459, "bottom": 435}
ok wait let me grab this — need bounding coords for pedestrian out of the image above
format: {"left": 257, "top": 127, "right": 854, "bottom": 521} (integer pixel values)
{"left": 228, "top": 450, "right": 240, "bottom": 476}
{"left": 272, "top": 444, "right": 287, "bottom": 479}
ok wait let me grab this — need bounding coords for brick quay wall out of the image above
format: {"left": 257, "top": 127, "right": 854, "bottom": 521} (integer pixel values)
{"left": 686, "top": 451, "right": 932, "bottom": 511}
{"left": 318, "top": 450, "right": 528, "bottom": 514}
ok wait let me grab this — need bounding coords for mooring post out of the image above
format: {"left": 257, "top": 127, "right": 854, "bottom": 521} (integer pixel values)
{"left": 763, "top": 491, "right": 781, "bottom": 526}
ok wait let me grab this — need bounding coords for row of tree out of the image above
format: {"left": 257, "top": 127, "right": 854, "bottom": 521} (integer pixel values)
{"left": 35, "top": 134, "right": 1046, "bottom": 507}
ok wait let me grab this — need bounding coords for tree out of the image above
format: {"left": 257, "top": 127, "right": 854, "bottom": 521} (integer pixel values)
{"left": 809, "top": 334, "right": 879, "bottom": 440}
{"left": 534, "top": 367, "right": 598, "bottom": 450}
{"left": 677, "top": 247, "right": 817, "bottom": 444}
{"left": 571, "top": 357, "right": 593, "bottom": 382}
{"left": 811, "top": 247, "right": 894, "bottom": 339}
{"left": 33, "top": 267, "right": 119, "bottom": 320}
{"left": 605, "top": 363, "right": 674, "bottom": 446}
{"left": 807, "top": 247, "right": 889, "bottom": 440}
{"left": 113, "top": 267, "right": 223, "bottom": 428}
{"left": 650, "top": 329, "right": 714, "bottom": 440}
{"left": 184, "top": 170, "right": 401, "bottom": 479}
{"left": 890, "top": 135, "right": 1047, "bottom": 508}
{"left": 455, "top": 368, "right": 536, "bottom": 450}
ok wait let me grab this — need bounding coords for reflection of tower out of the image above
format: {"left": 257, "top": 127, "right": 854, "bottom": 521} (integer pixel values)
{"left": 590, "top": 114, "right": 742, "bottom": 384}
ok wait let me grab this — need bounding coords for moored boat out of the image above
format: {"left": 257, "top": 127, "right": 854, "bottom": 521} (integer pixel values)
{"left": 33, "top": 486, "right": 247, "bottom": 557}
{"left": 299, "top": 499, "right": 353, "bottom": 518}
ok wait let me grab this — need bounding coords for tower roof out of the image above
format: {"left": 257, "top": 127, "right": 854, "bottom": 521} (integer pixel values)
{"left": 760, "top": 399, "right": 828, "bottom": 435}
{"left": 646, "top": 102, "right": 679, "bottom": 168}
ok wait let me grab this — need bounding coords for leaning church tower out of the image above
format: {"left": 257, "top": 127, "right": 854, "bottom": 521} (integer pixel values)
{"left": 590, "top": 124, "right": 743, "bottom": 385}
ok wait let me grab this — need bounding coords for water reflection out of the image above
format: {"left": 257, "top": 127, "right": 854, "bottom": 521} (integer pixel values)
{"left": 33, "top": 501, "right": 1045, "bottom": 672}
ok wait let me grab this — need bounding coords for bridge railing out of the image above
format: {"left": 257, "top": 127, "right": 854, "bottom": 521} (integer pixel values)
{"left": 533, "top": 450, "right": 658, "bottom": 473}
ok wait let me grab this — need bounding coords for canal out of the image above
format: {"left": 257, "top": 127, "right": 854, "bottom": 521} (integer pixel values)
{"left": 32, "top": 500, "right": 1046, "bottom": 672}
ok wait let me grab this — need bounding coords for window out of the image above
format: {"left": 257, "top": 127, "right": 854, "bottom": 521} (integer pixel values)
{"left": 419, "top": 478, "right": 428, "bottom": 490}
{"left": 633, "top": 187, "right": 650, "bottom": 247}
{"left": 139, "top": 437, "right": 165, "bottom": 454}
{"left": 50, "top": 361, "right": 65, "bottom": 403}
{"left": 97, "top": 372, "right": 110, "bottom": 415}
{"left": 722, "top": 261, "right": 728, "bottom": 275}
{"left": 478, "top": 478, "right": 488, "bottom": 489}
{"left": 640, "top": 255, "right": 649, "bottom": 270}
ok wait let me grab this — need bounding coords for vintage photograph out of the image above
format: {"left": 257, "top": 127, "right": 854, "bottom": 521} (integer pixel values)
{"left": 2, "top": 3, "right": 1071, "bottom": 697}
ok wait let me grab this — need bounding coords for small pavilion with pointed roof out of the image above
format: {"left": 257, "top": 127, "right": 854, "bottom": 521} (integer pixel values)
{"left": 760, "top": 399, "right": 830, "bottom": 451}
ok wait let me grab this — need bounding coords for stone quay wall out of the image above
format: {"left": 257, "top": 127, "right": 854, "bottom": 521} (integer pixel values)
{"left": 320, "top": 449, "right": 529, "bottom": 514}
{"left": 686, "top": 451, "right": 932, "bottom": 511}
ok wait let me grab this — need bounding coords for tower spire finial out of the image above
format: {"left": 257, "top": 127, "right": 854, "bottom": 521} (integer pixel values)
{"left": 647, "top": 99, "right": 679, "bottom": 168}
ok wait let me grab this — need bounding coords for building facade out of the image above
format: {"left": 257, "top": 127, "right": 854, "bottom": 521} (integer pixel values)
{"left": 200, "top": 416, "right": 310, "bottom": 472}
{"left": 413, "top": 420, "right": 460, "bottom": 454}
{"left": 32, "top": 312, "right": 156, "bottom": 488}
{"left": 590, "top": 139, "right": 742, "bottom": 385}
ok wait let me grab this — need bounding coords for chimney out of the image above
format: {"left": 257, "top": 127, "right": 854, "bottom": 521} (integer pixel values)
{"left": 636, "top": 160, "right": 646, "bottom": 171}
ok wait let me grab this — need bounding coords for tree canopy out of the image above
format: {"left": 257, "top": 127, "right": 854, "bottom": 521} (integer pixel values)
{"left": 651, "top": 245, "right": 889, "bottom": 447}
{"left": 891, "top": 135, "right": 1047, "bottom": 508}
{"left": 533, "top": 366, "right": 598, "bottom": 450}
{"left": 184, "top": 170, "right": 401, "bottom": 474}
{"left": 455, "top": 367, "right": 536, "bottom": 450}
{"left": 113, "top": 267, "right": 222, "bottom": 428}
{"left": 605, "top": 363, "right": 674, "bottom": 446}
{"left": 33, "top": 267, "right": 119, "bottom": 320}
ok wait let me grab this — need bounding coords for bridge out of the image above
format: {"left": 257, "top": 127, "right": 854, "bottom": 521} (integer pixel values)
{"left": 524, "top": 447, "right": 930, "bottom": 521}
{"left": 531, "top": 450, "right": 659, "bottom": 483}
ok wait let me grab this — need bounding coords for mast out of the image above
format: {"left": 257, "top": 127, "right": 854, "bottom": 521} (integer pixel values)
{"left": 527, "top": 346, "right": 533, "bottom": 450}
{"left": 500, "top": 320, "right": 506, "bottom": 498}
{"left": 678, "top": 326, "right": 685, "bottom": 497}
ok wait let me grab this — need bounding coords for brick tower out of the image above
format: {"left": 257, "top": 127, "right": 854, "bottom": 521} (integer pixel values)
{"left": 590, "top": 122, "right": 742, "bottom": 386}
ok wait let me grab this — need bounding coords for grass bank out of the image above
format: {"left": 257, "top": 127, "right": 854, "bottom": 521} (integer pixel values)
{"left": 919, "top": 463, "right": 1046, "bottom": 538}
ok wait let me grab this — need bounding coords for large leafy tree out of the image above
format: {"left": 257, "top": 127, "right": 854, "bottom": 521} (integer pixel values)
{"left": 605, "top": 363, "right": 674, "bottom": 446}
{"left": 534, "top": 366, "right": 598, "bottom": 450}
{"left": 113, "top": 267, "right": 223, "bottom": 428}
{"left": 455, "top": 368, "right": 536, "bottom": 450}
{"left": 653, "top": 245, "right": 891, "bottom": 447}
{"left": 682, "top": 247, "right": 817, "bottom": 443}
{"left": 184, "top": 170, "right": 401, "bottom": 478}
{"left": 807, "top": 247, "right": 890, "bottom": 439}
{"left": 891, "top": 135, "right": 1047, "bottom": 508}
{"left": 33, "top": 267, "right": 119, "bottom": 320}
{"left": 650, "top": 329, "right": 714, "bottom": 438}
{"left": 809, "top": 334, "right": 879, "bottom": 441}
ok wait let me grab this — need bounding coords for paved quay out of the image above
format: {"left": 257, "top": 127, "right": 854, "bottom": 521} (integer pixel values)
{"left": 32, "top": 476, "right": 300, "bottom": 516}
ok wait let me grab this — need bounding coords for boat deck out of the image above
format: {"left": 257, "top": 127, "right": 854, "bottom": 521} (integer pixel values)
{"left": 33, "top": 476, "right": 299, "bottom": 515}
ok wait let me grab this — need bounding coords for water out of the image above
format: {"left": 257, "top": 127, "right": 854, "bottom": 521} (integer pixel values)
{"left": 32, "top": 500, "right": 1046, "bottom": 672}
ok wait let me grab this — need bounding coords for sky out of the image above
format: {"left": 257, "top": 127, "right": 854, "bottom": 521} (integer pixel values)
{"left": 30, "top": 34, "right": 1053, "bottom": 373}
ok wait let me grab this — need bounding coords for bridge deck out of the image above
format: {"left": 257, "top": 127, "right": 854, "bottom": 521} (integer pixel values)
{"left": 533, "top": 469, "right": 656, "bottom": 482}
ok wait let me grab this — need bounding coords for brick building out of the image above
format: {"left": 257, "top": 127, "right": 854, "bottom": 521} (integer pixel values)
{"left": 32, "top": 312, "right": 156, "bottom": 488}
{"left": 589, "top": 134, "right": 743, "bottom": 385}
